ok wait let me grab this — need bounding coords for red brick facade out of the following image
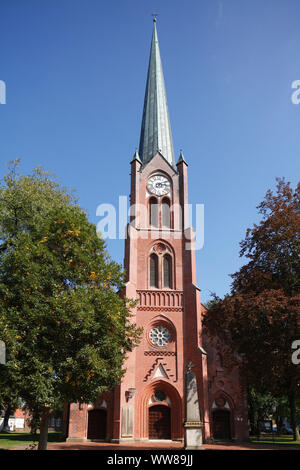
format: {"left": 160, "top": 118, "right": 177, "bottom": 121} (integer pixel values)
{"left": 65, "top": 19, "right": 249, "bottom": 444}
{"left": 65, "top": 152, "right": 249, "bottom": 443}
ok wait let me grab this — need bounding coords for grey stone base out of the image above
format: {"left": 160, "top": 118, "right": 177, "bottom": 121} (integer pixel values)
{"left": 184, "top": 424, "right": 204, "bottom": 450}
{"left": 185, "top": 446, "right": 204, "bottom": 450}
{"left": 111, "top": 438, "right": 134, "bottom": 443}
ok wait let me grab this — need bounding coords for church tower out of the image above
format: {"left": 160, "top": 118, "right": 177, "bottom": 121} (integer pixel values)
{"left": 112, "top": 18, "right": 210, "bottom": 442}
{"left": 65, "top": 19, "right": 249, "bottom": 444}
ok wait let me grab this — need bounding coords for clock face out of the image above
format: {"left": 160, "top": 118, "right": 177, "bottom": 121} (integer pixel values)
{"left": 147, "top": 175, "right": 171, "bottom": 196}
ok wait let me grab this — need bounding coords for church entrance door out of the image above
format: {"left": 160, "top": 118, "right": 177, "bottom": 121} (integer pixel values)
{"left": 212, "top": 410, "right": 231, "bottom": 440}
{"left": 149, "top": 405, "right": 171, "bottom": 439}
{"left": 87, "top": 409, "right": 107, "bottom": 440}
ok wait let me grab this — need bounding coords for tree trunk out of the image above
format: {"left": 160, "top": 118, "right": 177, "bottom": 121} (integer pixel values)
{"left": 248, "top": 389, "right": 258, "bottom": 436}
{"left": 276, "top": 415, "right": 283, "bottom": 435}
{"left": 248, "top": 406, "right": 256, "bottom": 436}
{"left": 38, "top": 407, "right": 50, "bottom": 450}
{"left": 288, "top": 392, "right": 300, "bottom": 442}
{"left": 1, "top": 405, "right": 11, "bottom": 432}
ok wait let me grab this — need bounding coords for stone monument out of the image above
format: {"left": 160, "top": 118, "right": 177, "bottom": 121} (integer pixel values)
{"left": 184, "top": 362, "right": 204, "bottom": 450}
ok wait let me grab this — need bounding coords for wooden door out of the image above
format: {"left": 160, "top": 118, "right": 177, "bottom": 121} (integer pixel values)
{"left": 149, "top": 405, "right": 171, "bottom": 439}
{"left": 87, "top": 409, "right": 107, "bottom": 440}
{"left": 212, "top": 410, "right": 231, "bottom": 440}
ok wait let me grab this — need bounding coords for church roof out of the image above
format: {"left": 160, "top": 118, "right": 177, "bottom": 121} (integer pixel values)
{"left": 138, "top": 19, "right": 175, "bottom": 168}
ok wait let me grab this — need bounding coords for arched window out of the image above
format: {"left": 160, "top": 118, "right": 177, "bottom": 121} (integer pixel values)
{"left": 216, "top": 353, "right": 223, "bottom": 370}
{"left": 162, "top": 198, "right": 171, "bottom": 228}
{"left": 163, "top": 254, "right": 172, "bottom": 289}
{"left": 150, "top": 254, "right": 158, "bottom": 288}
{"left": 149, "top": 197, "right": 158, "bottom": 227}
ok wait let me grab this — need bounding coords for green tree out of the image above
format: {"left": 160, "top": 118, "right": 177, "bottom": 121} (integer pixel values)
{"left": 248, "top": 388, "right": 278, "bottom": 436}
{"left": 204, "top": 178, "right": 300, "bottom": 440}
{"left": 0, "top": 161, "right": 141, "bottom": 449}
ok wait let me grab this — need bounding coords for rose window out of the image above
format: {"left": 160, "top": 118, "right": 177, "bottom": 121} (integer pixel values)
{"left": 149, "top": 325, "right": 171, "bottom": 347}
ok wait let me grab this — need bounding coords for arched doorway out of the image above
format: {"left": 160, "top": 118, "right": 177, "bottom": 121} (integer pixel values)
{"left": 138, "top": 380, "right": 182, "bottom": 440}
{"left": 87, "top": 409, "right": 107, "bottom": 440}
{"left": 149, "top": 405, "right": 171, "bottom": 439}
{"left": 212, "top": 410, "right": 231, "bottom": 440}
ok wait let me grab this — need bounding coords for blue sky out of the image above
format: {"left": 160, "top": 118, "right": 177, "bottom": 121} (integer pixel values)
{"left": 0, "top": 0, "right": 299, "bottom": 303}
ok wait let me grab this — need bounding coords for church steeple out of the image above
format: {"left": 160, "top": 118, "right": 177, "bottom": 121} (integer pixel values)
{"left": 138, "top": 19, "right": 175, "bottom": 168}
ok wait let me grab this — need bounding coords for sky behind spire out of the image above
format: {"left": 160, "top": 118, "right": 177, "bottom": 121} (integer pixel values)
{"left": 0, "top": 1, "right": 299, "bottom": 302}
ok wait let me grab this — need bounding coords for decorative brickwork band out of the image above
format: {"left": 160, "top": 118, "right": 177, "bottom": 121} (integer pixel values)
{"left": 144, "top": 351, "right": 176, "bottom": 356}
{"left": 137, "top": 290, "right": 183, "bottom": 308}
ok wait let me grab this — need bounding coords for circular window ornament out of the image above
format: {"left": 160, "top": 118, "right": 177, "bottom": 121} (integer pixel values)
{"left": 149, "top": 325, "right": 171, "bottom": 347}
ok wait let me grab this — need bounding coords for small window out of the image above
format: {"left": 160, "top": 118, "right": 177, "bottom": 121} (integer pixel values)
{"left": 150, "top": 254, "right": 158, "bottom": 288}
{"left": 149, "top": 197, "right": 158, "bottom": 227}
{"left": 163, "top": 254, "right": 172, "bottom": 289}
{"left": 216, "top": 353, "right": 223, "bottom": 370}
{"left": 162, "top": 198, "right": 171, "bottom": 228}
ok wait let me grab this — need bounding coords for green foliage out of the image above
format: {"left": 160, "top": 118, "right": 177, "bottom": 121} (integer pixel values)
{"left": 231, "top": 178, "right": 300, "bottom": 296}
{"left": 0, "top": 431, "right": 63, "bottom": 450}
{"left": 204, "top": 178, "right": 300, "bottom": 439}
{"left": 0, "top": 161, "right": 141, "bottom": 417}
{"left": 248, "top": 388, "right": 279, "bottom": 435}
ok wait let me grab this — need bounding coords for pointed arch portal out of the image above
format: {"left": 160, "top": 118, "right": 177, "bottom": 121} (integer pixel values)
{"left": 138, "top": 380, "right": 182, "bottom": 440}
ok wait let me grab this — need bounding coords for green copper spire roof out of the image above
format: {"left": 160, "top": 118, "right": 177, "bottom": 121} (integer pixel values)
{"left": 130, "top": 148, "right": 142, "bottom": 164}
{"left": 176, "top": 150, "right": 188, "bottom": 165}
{"left": 138, "top": 19, "right": 175, "bottom": 167}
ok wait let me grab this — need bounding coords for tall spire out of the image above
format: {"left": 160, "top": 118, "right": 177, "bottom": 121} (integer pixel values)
{"left": 138, "top": 19, "right": 175, "bottom": 167}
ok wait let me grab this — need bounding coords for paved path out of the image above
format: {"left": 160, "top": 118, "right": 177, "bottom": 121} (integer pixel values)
{"left": 42, "top": 440, "right": 298, "bottom": 451}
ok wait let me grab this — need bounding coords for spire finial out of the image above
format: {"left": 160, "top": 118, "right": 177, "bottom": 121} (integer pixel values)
{"left": 152, "top": 13, "right": 158, "bottom": 22}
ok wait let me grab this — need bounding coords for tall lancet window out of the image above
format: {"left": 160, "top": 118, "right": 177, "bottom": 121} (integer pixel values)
{"left": 162, "top": 197, "right": 171, "bottom": 228}
{"left": 163, "top": 254, "right": 172, "bottom": 289}
{"left": 150, "top": 254, "right": 159, "bottom": 288}
{"left": 149, "top": 197, "right": 158, "bottom": 227}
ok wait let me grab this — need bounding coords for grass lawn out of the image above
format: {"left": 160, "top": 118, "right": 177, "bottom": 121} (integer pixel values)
{"left": 0, "top": 431, "right": 65, "bottom": 450}
{"left": 250, "top": 434, "right": 300, "bottom": 447}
